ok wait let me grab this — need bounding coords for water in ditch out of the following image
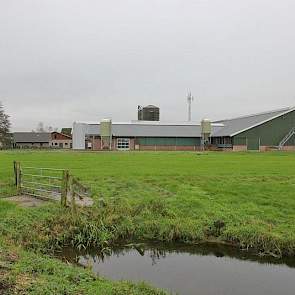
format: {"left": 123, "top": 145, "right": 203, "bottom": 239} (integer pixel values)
{"left": 60, "top": 243, "right": 295, "bottom": 295}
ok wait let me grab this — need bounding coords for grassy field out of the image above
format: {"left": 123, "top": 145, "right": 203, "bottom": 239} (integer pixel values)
{"left": 1, "top": 150, "right": 295, "bottom": 294}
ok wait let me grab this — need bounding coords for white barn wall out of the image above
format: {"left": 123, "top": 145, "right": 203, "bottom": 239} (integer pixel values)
{"left": 72, "top": 122, "right": 88, "bottom": 150}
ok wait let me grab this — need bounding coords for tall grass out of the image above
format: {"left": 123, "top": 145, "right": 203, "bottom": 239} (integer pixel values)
{"left": 1, "top": 150, "right": 295, "bottom": 256}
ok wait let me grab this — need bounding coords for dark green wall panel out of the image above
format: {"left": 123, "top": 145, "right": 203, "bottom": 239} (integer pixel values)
{"left": 138, "top": 137, "right": 200, "bottom": 146}
{"left": 247, "top": 137, "right": 260, "bottom": 150}
{"left": 233, "top": 137, "right": 247, "bottom": 145}
{"left": 233, "top": 110, "right": 295, "bottom": 146}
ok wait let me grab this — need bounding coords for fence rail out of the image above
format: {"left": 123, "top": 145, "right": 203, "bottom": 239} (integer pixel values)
{"left": 13, "top": 161, "right": 90, "bottom": 209}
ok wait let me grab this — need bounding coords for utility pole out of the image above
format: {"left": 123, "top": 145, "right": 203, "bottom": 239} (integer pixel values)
{"left": 187, "top": 92, "right": 194, "bottom": 121}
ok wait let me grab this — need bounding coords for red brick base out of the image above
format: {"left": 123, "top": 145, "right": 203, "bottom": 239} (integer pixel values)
{"left": 281, "top": 146, "right": 295, "bottom": 151}
{"left": 233, "top": 145, "right": 247, "bottom": 152}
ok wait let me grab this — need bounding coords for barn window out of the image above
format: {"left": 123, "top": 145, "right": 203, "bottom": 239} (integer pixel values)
{"left": 117, "top": 138, "right": 130, "bottom": 150}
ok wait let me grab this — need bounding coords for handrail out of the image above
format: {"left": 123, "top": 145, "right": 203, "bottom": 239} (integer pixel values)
{"left": 278, "top": 127, "right": 295, "bottom": 149}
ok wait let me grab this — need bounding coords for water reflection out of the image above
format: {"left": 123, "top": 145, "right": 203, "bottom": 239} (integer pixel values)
{"left": 62, "top": 242, "right": 295, "bottom": 268}
{"left": 60, "top": 243, "right": 295, "bottom": 295}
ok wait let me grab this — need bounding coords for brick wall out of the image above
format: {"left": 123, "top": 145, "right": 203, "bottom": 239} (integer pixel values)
{"left": 51, "top": 132, "right": 72, "bottom": 140}
{"left": 92, "top": 138, "right": 101, "bottom": 150}
{"left": 50, "top": 139, "right": 72, "bottom": 149}
{"left": 233, "top": 145, "right": 247, "bottom": 152}
{"left": 130, "top": 138, "right": 135, "bottom": 150}
{"left": 281, "top": 146, "right": 295, "bottom": 151}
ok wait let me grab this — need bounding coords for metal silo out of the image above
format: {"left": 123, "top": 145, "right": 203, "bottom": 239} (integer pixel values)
{"left": 138, "top": 105, "right": 160, "bottom": 121}
{"left": 201, "top": 119, "right": 212, "bottom": 149}
{"left": 72, "top": 122, "right": 87, "bottom": 150}
{"left": 100, "top": 119, "right": 112, "bottom": 150}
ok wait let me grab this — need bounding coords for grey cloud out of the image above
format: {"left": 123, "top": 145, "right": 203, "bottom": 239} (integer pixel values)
{"left": 0, "top": 0, "right": 295, "bottom": 130}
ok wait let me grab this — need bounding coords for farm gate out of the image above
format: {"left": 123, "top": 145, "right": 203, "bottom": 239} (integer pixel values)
{"left": 13, "top": 161, "right": 90, "bottom": 207}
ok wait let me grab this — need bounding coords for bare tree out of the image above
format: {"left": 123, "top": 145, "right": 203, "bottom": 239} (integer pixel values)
{"left": 34, "top": 122, "right": 58, "bottom": 133}
{"left": 36, "top": 122, "right": 45, "bottom": 132}
{"left": 0, "top": 102, "right": 11, "bottom": 148}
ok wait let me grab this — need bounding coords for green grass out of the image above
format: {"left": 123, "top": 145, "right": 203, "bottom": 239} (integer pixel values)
{"left": 0, "top": 241, "right": 167, "bottom": 295}
{"left": 1, "top": 150, "right": 295, "bottom": 293}
{"left": 0, "top": 201, "right": 167, "bottom": 295}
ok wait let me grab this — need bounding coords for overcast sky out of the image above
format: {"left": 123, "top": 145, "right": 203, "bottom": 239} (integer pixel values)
{"left": 1, "top": 0, "right": 295, "bottom": 131}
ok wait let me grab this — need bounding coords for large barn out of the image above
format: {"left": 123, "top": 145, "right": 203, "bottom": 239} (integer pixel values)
{"left": 72, "top": 107, "right": 295, "bottom": 151}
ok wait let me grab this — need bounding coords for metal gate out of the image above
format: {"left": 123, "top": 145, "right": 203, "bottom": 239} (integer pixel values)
{"left": 14, "top": 162, "right": 66, "bottom": 201}
{"left": 13, "top": 161, "right": 91, "bottom": 207}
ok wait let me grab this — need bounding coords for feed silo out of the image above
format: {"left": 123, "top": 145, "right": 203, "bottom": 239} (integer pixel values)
{"left": 138, "top": 105, "right": 160, "bottom": 121}
{"left": 201, "top": 119, "right": 212, "bottom": 148}
{"left": 100, "top": 119, "right": 112, "bottom": 150}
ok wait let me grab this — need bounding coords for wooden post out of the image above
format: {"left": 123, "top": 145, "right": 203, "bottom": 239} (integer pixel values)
{"left": 14, "top": 161, "right": 21, "bottom": 195}
{"left": 18, "top": 162, "right": 21, "bottom": 194}
{"left": 71, "top": 178, "right": 77, "bottom": 218}
{"left": 13, "top": 161, "right": 17, "bottom": 187}
{"left": 61, "top": 170, "right": 69, "bottom": 207}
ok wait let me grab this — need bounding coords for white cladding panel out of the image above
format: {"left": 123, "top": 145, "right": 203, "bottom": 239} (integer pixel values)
{"left": 72, "top": 122, "right": 88, "bottom": 149}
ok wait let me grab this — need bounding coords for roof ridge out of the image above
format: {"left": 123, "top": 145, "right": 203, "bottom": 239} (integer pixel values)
{"left": 214, "top": 106, "right": 292, "bottom": 122}
{"left": 14, "top": 131, "right": 51, "bottom": 134}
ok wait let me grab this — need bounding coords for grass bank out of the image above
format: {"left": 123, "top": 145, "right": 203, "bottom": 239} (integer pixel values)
{"left": 0, "top": 200, "right": 167, "bottom": 295}
{"left": 1, "top": 150, "right": 295, "bottom": 293}
{"left": 0, "top": 240, "right": 166, "bottom": 295}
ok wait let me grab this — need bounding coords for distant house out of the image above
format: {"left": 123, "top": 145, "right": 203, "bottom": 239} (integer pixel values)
{"left": 13, "top": 132, "right": 72, "bottom": 149}
{"left": 51, "top": 132, "right": 72, "bottom": 149}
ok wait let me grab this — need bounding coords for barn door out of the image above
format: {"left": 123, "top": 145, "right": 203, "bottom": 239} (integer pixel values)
{"left": 247, "top": 137, "right": 260, "bottom": 150}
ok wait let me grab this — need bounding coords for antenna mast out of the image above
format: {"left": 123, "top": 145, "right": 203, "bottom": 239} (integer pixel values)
{"left": 187, "top": 92, "right": 194, "bottom": 121}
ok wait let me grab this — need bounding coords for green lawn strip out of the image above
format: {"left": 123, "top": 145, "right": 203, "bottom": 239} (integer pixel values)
{"left": 1, "top": 150, "right": 295, "bottom": 293}
{"left": 0, "top": 151, "right": 295, "bottom": 257}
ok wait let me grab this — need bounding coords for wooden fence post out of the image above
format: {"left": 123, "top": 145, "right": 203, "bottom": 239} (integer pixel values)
{"left": 71, "top": 178, "right": 77, "bottom": 218}
{"left": 61, "top": 170, "right": 69, "bottom": 207}
{"left": 13, "top": 161, "right": 17, "bottom": 187}
{"left": 17, "top": 162, "right": 21, "bottom": 194}
{"left": 14, "top": 161, "right": 21, "bottom": 195}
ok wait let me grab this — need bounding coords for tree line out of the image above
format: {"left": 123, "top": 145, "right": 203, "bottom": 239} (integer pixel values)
{"left": 0, "top": 101, "right": 10, "bottom": 148}
{"left": 0, "top": 102, "right": 61, "bottom": 149}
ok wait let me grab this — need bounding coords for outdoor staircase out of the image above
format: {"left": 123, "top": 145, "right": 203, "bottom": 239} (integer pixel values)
{"left": 278, "top": 127, "right": 295, "bottom": 150}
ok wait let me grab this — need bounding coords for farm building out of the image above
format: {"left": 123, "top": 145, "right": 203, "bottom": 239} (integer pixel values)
{"left": 72, "top": 106, "right": 295, "bottom": 151}
{"left": 50, "top": 132, "right": 72, "bottom": 149}
{"left": 13, "top": 132, "right": 72, "bottom": 149}
{"left": 13, "top": 132, "right": 51, "bottom": 148}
